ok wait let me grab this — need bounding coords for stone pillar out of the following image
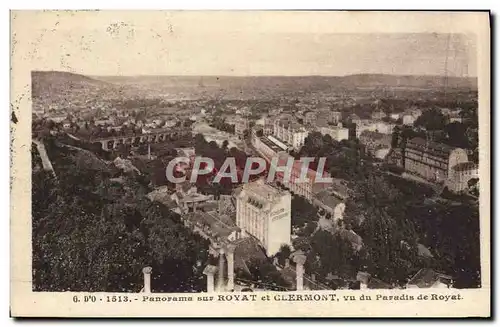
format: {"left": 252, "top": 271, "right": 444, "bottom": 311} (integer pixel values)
{"left": 142, "top": 266, "right": 152, "bottom": 293}
{"left": 217, "top": 247, "right": 225, "bottom": 291}
{"left": 203, "top": 265, "right": 218, "bottom": 293}
{"left": 226, "top": 244, "right": 236, "bottom": 291}
{"left": 293, "top": 254, "right": 306, "bottom": 291}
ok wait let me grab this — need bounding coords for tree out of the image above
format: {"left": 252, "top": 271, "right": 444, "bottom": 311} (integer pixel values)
{"left": 308, "top": 230, "right": 357, "bottom": 279}
{"left": 245, "top": 258, "right": 291, "bottom": 289}
{"left": 275, "top": 244, "right": 292, "bottom": 266}
{"left": 32, "top": 143, "right": 211, "bottom": 292}
{"left": 414, "top": 108, "right": 447, "bottom": 131}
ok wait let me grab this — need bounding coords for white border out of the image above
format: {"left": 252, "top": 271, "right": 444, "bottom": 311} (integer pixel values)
{"left": 5, "top": 1, "right": 496, "bottom": 326}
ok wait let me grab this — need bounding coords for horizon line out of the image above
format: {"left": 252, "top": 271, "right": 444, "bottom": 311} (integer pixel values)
{"left": 32, "top": 70, "right": 477, "bottom": 79}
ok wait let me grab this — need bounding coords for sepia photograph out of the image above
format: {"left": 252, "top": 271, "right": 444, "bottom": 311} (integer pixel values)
{"left": 10, "top": 10, "right": 490, "bottom": 317}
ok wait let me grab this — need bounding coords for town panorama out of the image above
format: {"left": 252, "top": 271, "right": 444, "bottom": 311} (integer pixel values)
{"left": 31, "top": 70, "right": 480, "bottom": 293}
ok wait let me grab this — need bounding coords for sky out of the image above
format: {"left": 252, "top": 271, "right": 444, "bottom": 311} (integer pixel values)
{"left": 12, "top": 11, "right": 479, "bottom": 77}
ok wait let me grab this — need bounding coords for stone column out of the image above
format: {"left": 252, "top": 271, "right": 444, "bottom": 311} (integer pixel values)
{"left": 203, "top": 265, "right": 218, "bottom": 293}
{"left": 142, "top": 266, "right": 152, "bottom": 293}
{"left": 293, "top": 254, "right": 306, "bottom": 291}
{"left": 225, "top": 244, "right": 236, "bottom": 291}
{"left": 217, "top": 247, "right": 225, "bottom": 291}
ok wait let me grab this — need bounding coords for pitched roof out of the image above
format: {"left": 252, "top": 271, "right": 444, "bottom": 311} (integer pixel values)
{"left": 407, "top": 137, "right": 456, "bottom": 159}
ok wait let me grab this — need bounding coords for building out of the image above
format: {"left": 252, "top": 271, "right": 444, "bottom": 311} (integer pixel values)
{"left": 374, "top": 121, "right": 395, "bottom": 134}
{"left": 273, "top": 120, "right": 309, "bottom": 150}
{"left": 272, "top": 153, "right": 332, "bottom": 201}
{"left": 446, "top": 161, "right": 478, "bottom": 193}
{"left": 402, "top": 114, "right": 417, "bottom": 126}
{"left": 235, "top": 116, "right": 249, "bottom": 138}
{"left": 47, "top": 114, "right": 68, "bottom": 123}
{"left": 263, "top": 123, "right": 274, "bottom": 136}
{"left": 447, "top": 111, "right": 464, "bottom": 124}
{"left": 319, "top": 125, "right": 349, "bottom": 142}
{"left": 403, "top": 137, "right": 469, "bottom": 183}
{"left": 390, "top": 113, "right": 402, "bottom": 121}
{"left": 402, "top": 108, "right": 423, "bottom": 126}
{"left": 329, "top": 111, "right": 342, "bottom": 125}
{"left": 354, "top": 120, "right": 394, "bottom": 137}
{"left": 304, "top": 111, "right": 317, "bottom": 125}
{"left": 312, "top": 190, "right": 345, "bottom": 224}
{"left": 235, "top": 179, "right": 292, "bottom": 256}
{"left": 347, "top": 113, "right": 362, "bottom": 124}
{"left": 371, "top": 110, "right": 387, "bottom": 120}
{"left": 251, "top": 134, "right": 286, "bottom": 161}
{"left": 406, "top": 268, "right": 453, "bottom": 289}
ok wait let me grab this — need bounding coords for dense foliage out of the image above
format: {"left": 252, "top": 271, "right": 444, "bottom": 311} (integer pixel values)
{"left": 32, "top": 141, "right": 210, "bottom": 292}
{"left": 299, "top": 131, "right": 480, "bottom": 288}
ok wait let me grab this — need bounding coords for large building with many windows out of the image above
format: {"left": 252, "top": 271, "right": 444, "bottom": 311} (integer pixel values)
{"left": 273, "top": 120, "right": 309, "bottom": 150}
{"left": 235, "top": 179, "right": 292, "bottom": 256}
{"left": 271, "top": 153, "right": 331, "bottom": 201}
{"left": 403, "top": 137, "right": 469, "bottom": 183}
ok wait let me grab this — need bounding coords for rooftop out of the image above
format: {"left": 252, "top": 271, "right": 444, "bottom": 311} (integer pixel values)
{"left": 407, "top": 268, "right": 453, "bottom": 288}
{"left": 241, "top": 178, "right": 287, "bottom": 201}
{"left": 313, "top": 190, "right": 344, "bottom": 211}
{"left": 406, "top": 137, "right": 462, "bottom": 160}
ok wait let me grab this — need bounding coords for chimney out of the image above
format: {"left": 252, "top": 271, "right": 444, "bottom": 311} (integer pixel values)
{"left": 311, "top": 274, "right": 316, "bottom": 282}
{"left": 285, "top": 258, "right": 290, "bottom": 268}
{"left": 273, "top": 257, "right": 279, "bottom": 266}
{"left": 142, "top": 266, "right": 152, "bottom": 293}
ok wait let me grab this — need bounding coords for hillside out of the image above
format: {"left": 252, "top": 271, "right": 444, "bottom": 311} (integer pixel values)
{"left": 31, "top": 71, "right": 114, "bottom": 98}
{"left": 96, "top": 74, "right": 477, "bottom": 92}
{"left": 31, "top": 71, "right": 143, "bottom": 113}
{"left": 32, "top": 71, "right": 477, "bottom": 107}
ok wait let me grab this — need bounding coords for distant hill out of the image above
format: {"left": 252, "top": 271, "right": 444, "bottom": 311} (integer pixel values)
{"left": 31, "top": 71, "right": 114, "bottom": 98}
{"left": 96, "top": 74, "right": 477, "bottom": 90}
{"left": 32, "top": 71, "right": 477, "bottom": 105}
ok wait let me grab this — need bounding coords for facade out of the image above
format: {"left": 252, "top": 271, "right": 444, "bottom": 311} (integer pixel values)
{"left": 235, "top": 179, "right": 292, "bottom": 256}
{"left": 263, "top": 123, "right": 274, "bottom": 136}
{"left": 251, "top": 134, "right": 286, "bottom": 161}
{"left": 403, "top": 137, "right": 469, "bottom": 183}
{"left": 235, "top": 117, "right": 249, "bottom": 137}
{"left": 312, "top": 189, "right": 345, "bottom": 223}
{"left": 329, "top": 111, "right": 343, "bottom": 125}
{"left": 446, "top": 161, "right": 478, "bottom": 193}
{"left": 304, "top": 111, "right": 317, "bottom": 125}
{"left": 272, "top": 153, "right": 332, "bottom": 201}
{"left": 402, "top": 114, "right": 416, "bottom": 126}
{"left": 319, "top": 125, "right": 349, "bottom": 142}
{"left": 371, "top": 110, "right": 387, "bottom": 120}
{"left": 355, "top": 120, "right": 394, "bottom": 137}
{"left": 273, "top": 120, "right": 309, "bottom": 150}
{"left": 390, "top": 113, "right": 401, "bottom": 120}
